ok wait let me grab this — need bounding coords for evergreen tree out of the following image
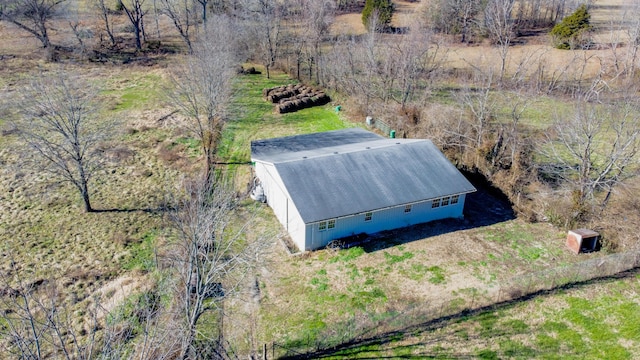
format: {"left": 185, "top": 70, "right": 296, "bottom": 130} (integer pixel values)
{"left": 550, "top": 4, "right": 591, "bottom": 49}
{"left": 362, "top": 0, "right": 395, "bottom": 31}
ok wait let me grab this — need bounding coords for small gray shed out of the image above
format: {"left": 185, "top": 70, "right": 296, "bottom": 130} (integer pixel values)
{"left": 250, "top": 128, "right": 476, "bottom": 251}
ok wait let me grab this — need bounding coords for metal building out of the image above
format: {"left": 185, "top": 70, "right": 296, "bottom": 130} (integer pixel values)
{"left": 250, "top": 128, "right": 476, "bottom": 251}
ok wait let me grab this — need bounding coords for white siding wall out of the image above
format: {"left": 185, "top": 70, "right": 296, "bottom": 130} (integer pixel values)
{"left": 286, "top": 205, "right": 306, "bottom": 251}
{"left": 304, "top": 194, "right": 467, "bottom": 250}
{"left": 254, "top": 163, "right": 306, "bottom": 250}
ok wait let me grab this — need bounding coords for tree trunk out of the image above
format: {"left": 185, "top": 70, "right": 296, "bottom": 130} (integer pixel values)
{"left": 82, "top": 188, "right": 93, "bottom": 213}
{"left": 79, "top": 175, "right": 93, "bottom": 212}
{"left": 135, "top": 25, "right": 142, "bottom": 50}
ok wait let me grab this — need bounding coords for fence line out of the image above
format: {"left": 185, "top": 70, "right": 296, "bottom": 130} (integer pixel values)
{"left": 368, "top": 117, "right": 392, "bottom": 137}
{"left": 269, "top": 249, "right": 640, "bottom": 359}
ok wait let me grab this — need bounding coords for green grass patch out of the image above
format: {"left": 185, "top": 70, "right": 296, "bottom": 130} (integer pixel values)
{"left": 535, "top": 333, "right": 561, "bottom": 354}
{"left": 103, "top": 73, "right": 164, "bottom": 112}
{"left": 384, "top": 250, "right": 414, "bottom": 265}
{"left": 330, "top": 342, "right": 383, "bottom": 358}
{"left": 503, "top": 319, "right": 529, "bottom": 333}
{"left": 172, "top": 136, "right": 201, "bottom": 157}
{"left": 427, "top": 266, "right": 446, "bottom": 284}
{"left": 403, "top": 264, "right": 447, "bottom": 284}
{"left": 499, "top": 339, "right": 536, "bottom": 358}
{"left": 310, "top": 268, "right": 329, "bottom": 292}
{"left": 477, "top": 349, "right": 499, "bottom": 359}
{"left": 350, "top": 288, "right": 387, "bottom": 310}
{"left": 329, "top": 246, "right": 365, "bottom": 263}
{"left": 219, "top": 71, "right": 357, "bottom": 164}
{"left": 282, "top": 316, "right": 327, "bottom": 349}
{"left": 120, "top": 230, "right": 157, "bottom": 271}
{"left": 477, "top": 312, "right": 501, "bottom": 338}
{"left": 346, "top": 263, "right": 360, "bottom": 280}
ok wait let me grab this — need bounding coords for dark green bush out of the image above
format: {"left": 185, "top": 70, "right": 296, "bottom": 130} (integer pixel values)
{"left": 550, "top": 4, "right": 591, "bottom": 49}
{"left": 362, "top": 0, "right": 395, "bottom": 31}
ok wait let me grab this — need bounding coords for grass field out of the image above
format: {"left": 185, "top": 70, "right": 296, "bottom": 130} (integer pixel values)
{"left": 293, "top": 272, "right": 640, "bottom": 359}
{"left": 0, "top": 0, "right": 639, "bottom": 357}
{"left": 210, "top": 70, "right": 639, "bottom": 358}
{"left": 0, "top": 64, "right": 179, "bottom": 312}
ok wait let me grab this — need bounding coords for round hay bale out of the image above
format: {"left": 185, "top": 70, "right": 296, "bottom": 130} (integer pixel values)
{"left": 281, "top": 101, "right": 295, "bottom": 113}
{"left": 314, "top": 94, "right": 328, "bottom": 105}
{"left": 264, "top": 85, "right": 284, "bottom": 98}
{"left": 271, "top": 91, "right": 291, "bottom": 103}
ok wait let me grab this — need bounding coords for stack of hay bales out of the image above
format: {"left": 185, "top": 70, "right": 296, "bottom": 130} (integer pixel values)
{"left": 263, "top": 84, "right": 331, "bottom": 114}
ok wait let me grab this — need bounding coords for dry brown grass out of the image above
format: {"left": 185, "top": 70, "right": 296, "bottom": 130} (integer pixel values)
{"left": 330, "top": 0, "right": 631, "bottom": 80}
{"left": 0, "top": 22, "right": 187, "bottom": 318}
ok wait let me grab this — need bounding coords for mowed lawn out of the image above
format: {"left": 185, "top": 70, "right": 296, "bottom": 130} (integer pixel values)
{"left": 217, "top": 70, "right": 639, "bottom": 359}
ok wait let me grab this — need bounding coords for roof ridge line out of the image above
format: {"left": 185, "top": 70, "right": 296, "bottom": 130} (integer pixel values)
{"left": 274, "top": 138, "right": 426, "bottom": 164}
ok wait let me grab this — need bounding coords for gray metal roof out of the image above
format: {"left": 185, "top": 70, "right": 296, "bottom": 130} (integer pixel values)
{"left": 252, "top": 130, "right": 476, "bottom": 223}
{"left": 251, "top": 128, "right": 383, "bottom": 161}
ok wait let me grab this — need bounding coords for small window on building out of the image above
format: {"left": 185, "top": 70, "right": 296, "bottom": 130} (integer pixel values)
{"left": 328, "top": 219, "right": 336, "bottom": 229}
{"left": 319, "top": 221, "right": 327, "bottom": 231}
{"left": 404, "top": 205, "right": 412, "bottom": 213}
{"left": 442, "top": 197, "right": 450, "bottom": 206}
{"left": 451, "top": 195, "right": 459, "bottom": 204}
{"left": 365, "top": 212, "right": 373, "bottom": 222}
{"left": 432, "top": 199, "right": 441, "bottom": 208}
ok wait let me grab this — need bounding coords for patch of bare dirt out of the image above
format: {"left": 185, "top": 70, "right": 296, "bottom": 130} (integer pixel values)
{"left": 91, "top": 274, "right": 148, "bottom": 319}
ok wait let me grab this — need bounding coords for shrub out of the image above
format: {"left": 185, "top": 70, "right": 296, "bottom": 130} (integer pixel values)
{"left": 550, "top": 4, "right": 591, "bottom": 49}
{"left": 362, "top": 0, "right": 395, "bottom": 31}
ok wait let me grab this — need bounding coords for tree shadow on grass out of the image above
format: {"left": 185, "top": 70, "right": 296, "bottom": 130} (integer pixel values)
{"left": 278, "top": 267, "right": 640, "bottom": 360}
{"left": 92, "top": 206, "right": 169, "bottom": 214}
{"left": 340, "top": 172, "right": 516, "bottom": 253}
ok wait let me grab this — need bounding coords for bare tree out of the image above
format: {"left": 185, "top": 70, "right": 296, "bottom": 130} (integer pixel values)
{"left": 0, "top": 0, "right": 67, "bottom": 49}
{"left": 484, "top": 0, "right": 515, "bottom": 84}
{"left": 168, "top": 18, "right": 237, "bottom": 183}
{"left": 243, "top": 0, "right": 282, "bottom": 79}
{"left": 0, "top": 256, "right": 111, "bottom": 360}
{"left": 93, "top": 0, "right": 117, "bottom": 47}
{"left": 64, "top": 0, "right": 87, "bottom": 55}
{"left": 392, "top": 21, "right": 441, "bottom": 109}
{"left": 166, "top": 177, "right": 269, "bottom": 359}
{"left": 430, "top": 0, "right": 482, "bottom": 43}
{"left": 486, "top": 88, "right": 532, "bottom": 173}
{"left": 455, "top": 69, "right": 497, "bottom": 160}
{"left": 539, "top": 85, "right": 640, "bottom": 214}
{"left": 623, "top": 2, "right": 640, "bottom": 81}
{"left": 302, "top": 0, "right": 336, "bottom": 84}
{"left": 513, "top": 0, "right": 572, "bottom": 27}
{"left": 194, "top": 0, "right": 208, "bottom": 22}
{"left": 12, "top": 71, "right": 111, "bottom": 213}
{"left": 324, "top": 15, "right": 440, "bottom": 116}
{"left": 0, "top": 262, "right": 171, "bottom": 359}
{"left": 161, "top": 0, "right": 197, "bottom": 52}
{"left": 324, "top": 26, "right": 380, "bottom": 114}
{"left": 119, "top": 0, "right": 148, "bottom": 50}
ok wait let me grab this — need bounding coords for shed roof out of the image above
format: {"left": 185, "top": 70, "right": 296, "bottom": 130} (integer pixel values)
{"left": 251, "top": 129, "right": 476, "bottom": 223}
